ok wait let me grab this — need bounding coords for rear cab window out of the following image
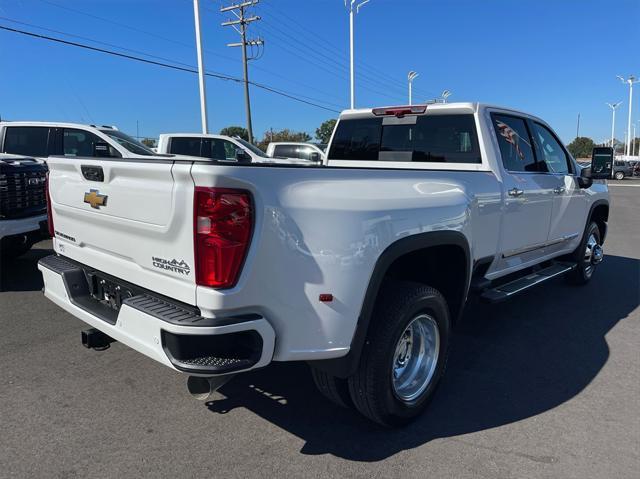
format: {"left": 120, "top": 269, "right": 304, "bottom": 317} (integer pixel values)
{"left": 327, "top": 113, "right": 481, "bottom": 164}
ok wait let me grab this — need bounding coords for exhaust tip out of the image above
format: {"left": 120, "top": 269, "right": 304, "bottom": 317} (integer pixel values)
{"left": 186, "top": 375, "right": 235, "bottom": 401}
{"left": 187, "top": 376, "right": 214, "bottom": 401}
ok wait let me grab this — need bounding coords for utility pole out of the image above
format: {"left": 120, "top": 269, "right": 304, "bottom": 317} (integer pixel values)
{"left": 193, "top": 0, "right": 209, "bottom": 133}
{"left": 576, "top": 113, "right": 580, "bottom": 138}
{"left": 606, "top": 102, "right": 622, "bottom": 148}
{"left": 617, "top": 75, "right": 639, "bottom": 156}
{"left": 222, "top": 1, "right": 263, "bottom": 144}
{"left": 345, "top": 0, "right": 370, "bottom": 109}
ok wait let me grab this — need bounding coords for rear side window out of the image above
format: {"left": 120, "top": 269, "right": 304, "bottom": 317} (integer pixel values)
{"left": 491, "top": 114, "right": 536, "bottom": 172}
{"left": 328, "top": 114, "right": 481, "bottom": 163}
{"left": 169, "top": 137, "right": 202, "bottom": 156}
{"left": 274, "top": 145, "right": 314, "bottom": 160}
{"left": 3, "top": 127, "right": 49, "bottom": 157}
{"left": 273, "top": 145, "right": 297, "bottom": 158}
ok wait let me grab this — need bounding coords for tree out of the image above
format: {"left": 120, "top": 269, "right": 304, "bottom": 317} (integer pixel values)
{"left": 141, "top": 138, "right": 157, "bottom": 148}
{"left": 315, "top": 119, "right": 337, "bottom": 143}
{"left": 567, "top": 137, "right": 595, "bottom": 159}
{"left": 256, "top": 128, "right": 312, "bottom": 151}
{"left": 220, "top": 126, "right": 249, "bottom": 141}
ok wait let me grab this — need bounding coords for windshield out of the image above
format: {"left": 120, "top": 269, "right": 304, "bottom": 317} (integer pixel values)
{"left": 99, "top": 129, "right": 155, "bottom": 156}
{"left": 235, "top": 137, "right": 269, "bottom": 158}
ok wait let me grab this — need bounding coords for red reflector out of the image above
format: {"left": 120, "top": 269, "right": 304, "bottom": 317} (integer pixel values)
{"left": 372, "top": 104, "right": 427, "bottom": 117}
{"left": 319, "top": 294, "right": 333, "bottom": 302}
{"left": 45, "top": 172, "right": 54, "bottom": 238}
{"left": 193, "top": 187, "right": 253, "bottom": 289}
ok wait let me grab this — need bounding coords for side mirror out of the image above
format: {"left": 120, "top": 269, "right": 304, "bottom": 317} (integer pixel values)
{"left": 577, "top": 166, "right": 593, "bottom": 189}
{"left": 308, "top": 152, "right": 321, "bottom": 163}
{"left": 235, "top": 149, "right": 251, "bottom": 163}
{"left": 590, "top": 147, "right": 614, "bottom": 179}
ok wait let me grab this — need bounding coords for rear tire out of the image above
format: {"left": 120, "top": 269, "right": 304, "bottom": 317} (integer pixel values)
{"left": 614, "top": 171, "right": 624, "bottom": 180}
{"left": 310, "top": 367, "right": 353, "bottom": 409}
{"left": 567, "top": 221, "right": 602, "bottom": 285}
{"left": 348, "top": 281, "right": 450, "bottom": 427}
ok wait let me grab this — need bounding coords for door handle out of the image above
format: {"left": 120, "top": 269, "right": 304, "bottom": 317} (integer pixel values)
{"left": 553, "top": 186, "right": 566, "bottom": 195}
{"left": 508, "top": 188, "right": 524, "bottom": 197}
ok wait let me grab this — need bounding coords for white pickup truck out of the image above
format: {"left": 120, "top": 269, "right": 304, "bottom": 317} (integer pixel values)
{"left": 157, "top": 133, "right": 317, "bottom": 165}
{"left": 39, "top": 103, "right": 610, "bottom": 426}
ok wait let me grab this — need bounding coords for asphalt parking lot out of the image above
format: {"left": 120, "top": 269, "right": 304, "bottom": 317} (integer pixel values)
{"left": 1, "top": 180, "right": 638, "bottom": 479}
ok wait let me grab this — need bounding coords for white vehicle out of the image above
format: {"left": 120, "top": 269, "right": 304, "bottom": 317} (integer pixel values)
{"left": 0, "top": 122, "right": 161, "bottom": 160}
{"left": 157, "top": 133, "right": 314, "bottom": 165}
{"left": 265, "top": 142, "right": 324, "bottom": 163}
{"left": 0, "top": 154, "right": 48, "bottom": 257}
{"left": 39, "top": 103, "right": 610, "bottom": 426}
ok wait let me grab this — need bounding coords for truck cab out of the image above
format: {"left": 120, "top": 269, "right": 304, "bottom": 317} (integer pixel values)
{"left": 0, "top": 122, "right": 160, "bottom": 161}
{"left": 157, "top": 133, "right": 316, "bottom": 165}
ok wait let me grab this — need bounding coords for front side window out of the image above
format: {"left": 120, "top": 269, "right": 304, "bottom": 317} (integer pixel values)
{"left": 491, "top": 114, "right": 536, "bottom": 172}
{"left": 222, "top": 140, "right": 237, "bottom": 161}
{"left": 169, "top": 137, "right": 202, "bottom": 157}
{"left": 531, "top": 123, "right": 571, "bottom": 174}
{"left": 3, "top": 127, "right": 49, "bottom": 157}
{"left": 205, "top": 139, "right": 237, "bottom": 161}
{"left": 328, "top": 114, "right": 481, "bottom": 163}
{"left": 63, "top": 129, "right": 117, "bottom": 157}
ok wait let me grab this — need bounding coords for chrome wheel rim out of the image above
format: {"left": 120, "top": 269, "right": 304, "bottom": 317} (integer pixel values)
{"left": 583, "top": 233, "right": 603, "bottom": 278}
{"left": 391, "top": 314, "right": 440, "bottom": 402}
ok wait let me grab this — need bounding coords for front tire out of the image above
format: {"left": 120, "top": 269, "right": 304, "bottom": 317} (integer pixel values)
{"left": 567, "top": 221, "right": 603, "bottom": 285}
{"left": 348, "top": 281, "right": 450, "bottom": 427}
{"left": 614, "top": 171, "right": 625, "bottom": 180}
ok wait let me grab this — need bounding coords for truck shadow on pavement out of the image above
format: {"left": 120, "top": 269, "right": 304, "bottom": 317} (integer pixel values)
{"left": 0, "top": 243, "right": 52, "bottom": 292}
{"left": 208, "top": 254, "right": 639, "bottom": 461}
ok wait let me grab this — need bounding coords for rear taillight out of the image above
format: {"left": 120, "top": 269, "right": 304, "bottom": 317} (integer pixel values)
{"left": 193, "top": 187, "right": 253, "bottom": 289}
{"left": 45, "top": 172, "right": 54, "bottom": 237}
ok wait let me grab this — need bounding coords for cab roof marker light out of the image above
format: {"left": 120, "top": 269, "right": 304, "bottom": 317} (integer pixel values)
{"left": 372, "top": 104, "right": 427, "bottom": 118}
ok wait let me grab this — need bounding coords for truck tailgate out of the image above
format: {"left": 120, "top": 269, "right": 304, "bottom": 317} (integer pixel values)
{"left": 47, "top": 158, "right": 197, "bottom": 305}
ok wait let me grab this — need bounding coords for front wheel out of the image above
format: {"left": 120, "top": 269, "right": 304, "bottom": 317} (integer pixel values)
{"left": 567, "top": 221, "right": 603, "bottom": 285}
{"left": 348, "top": 281, "right": 450, "bottom": 427}
{"left": 614, "top": 171, "right": 625, "bottom": 180}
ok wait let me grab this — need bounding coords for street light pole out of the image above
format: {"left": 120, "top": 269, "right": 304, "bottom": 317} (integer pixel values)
{"left": 618, "top": 75, "right": 639, "bottom": 156}
{"left": 346, "top": 0, "right": 370, "bottom": 109}
{"left": 408, "top": 71, "right": 419, "bottom": 105}
{"left": 606, "top": 102, "right": 622, "bottom": 149}
{"left": 193, "top": 0, "right": 209, "bottom": 134}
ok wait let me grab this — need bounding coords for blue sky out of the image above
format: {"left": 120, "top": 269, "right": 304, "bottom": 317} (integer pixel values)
{"left": 0, "top": 0, "right": 638, "bottom": 144}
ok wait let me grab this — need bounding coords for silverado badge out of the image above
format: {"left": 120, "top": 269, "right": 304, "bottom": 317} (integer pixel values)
{"left": 84, "top": 189, "right": 108, "bottom": 209}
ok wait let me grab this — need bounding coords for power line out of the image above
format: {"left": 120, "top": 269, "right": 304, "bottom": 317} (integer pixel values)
{"left": 35, "top": 0, "right": 346, "bottom": 109}
{"left": 259, "top": 0, "right": 439, "bottom": 99}
{"left": 190, "top": 0, "right": 432, "bottom": 102}
{"left": 0, "top": 24, "right": 340, "bottom": 113}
